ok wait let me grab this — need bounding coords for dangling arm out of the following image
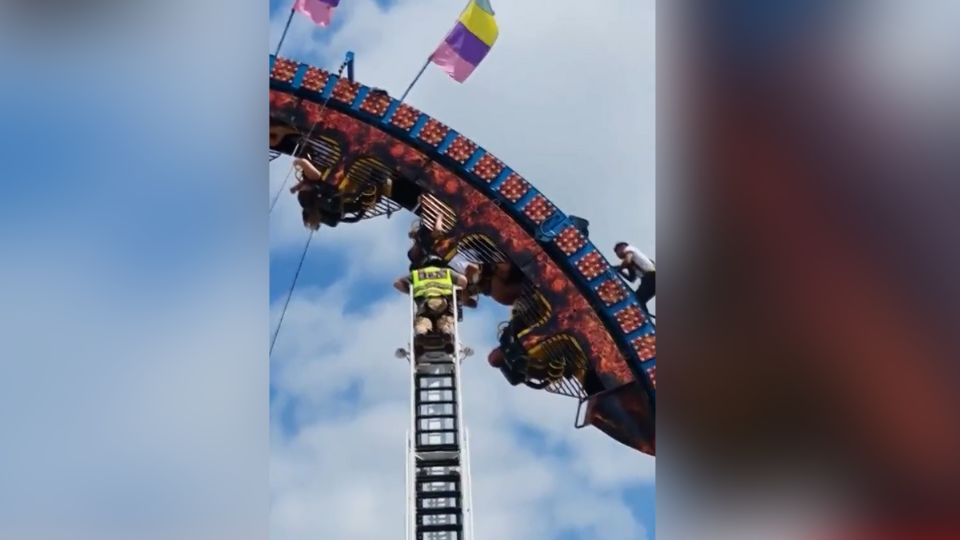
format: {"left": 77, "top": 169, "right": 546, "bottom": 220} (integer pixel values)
{"left": 293, "top": 157, "right": 325, "bottom": 182}
{"left": 393, "top": 276, "right": 411, "bottom": 294}
{"left": 431, "top": 211, "right": 445, "bottom": 237}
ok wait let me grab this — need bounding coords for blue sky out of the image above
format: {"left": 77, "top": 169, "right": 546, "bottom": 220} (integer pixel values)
{"left": 268, "top": 1, "right": 655, "bottom": 539}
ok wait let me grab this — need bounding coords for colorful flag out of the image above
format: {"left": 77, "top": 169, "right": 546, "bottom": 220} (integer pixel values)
{"left": 430, "top": 0, "right": 499, "bottom": 83}
{"left": 294, "top": 0, "right": 340, "bottom": 27}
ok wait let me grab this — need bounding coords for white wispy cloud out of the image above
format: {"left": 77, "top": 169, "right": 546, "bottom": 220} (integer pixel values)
{"left": 270, "top": 283, "right": 654, "bottom": 540}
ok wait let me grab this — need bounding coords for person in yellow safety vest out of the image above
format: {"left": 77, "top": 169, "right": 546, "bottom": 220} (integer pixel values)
{"left": 411, "top": 266, "right": 455, "bottom": 338}
{"left": 394, "top": 256, "right": 468, "bottom": 339}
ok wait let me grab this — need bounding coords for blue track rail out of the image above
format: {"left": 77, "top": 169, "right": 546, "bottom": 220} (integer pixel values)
{"left": 269, "top": 55, "right": 656, "bottom": 403}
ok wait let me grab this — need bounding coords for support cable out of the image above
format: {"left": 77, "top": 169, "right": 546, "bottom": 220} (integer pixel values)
{"left": 269, "top": 230, "right": 314, "bottom": 355}
{"left": 269, "top": 165, "right": 297, "bottom": 213}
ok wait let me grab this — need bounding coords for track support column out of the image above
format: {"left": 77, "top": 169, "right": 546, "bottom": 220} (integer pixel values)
{"left": 405, "top": 288, "right": 474, "bottom": 540}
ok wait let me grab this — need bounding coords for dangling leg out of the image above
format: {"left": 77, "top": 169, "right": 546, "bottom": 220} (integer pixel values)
{"left": 414, "top": 315, "right": 434, "bottom": 337}
{"left": 437, "top": 313, "right": 455, "bottom": 354}
{"left": 412, "top": 301, "right": 434, "bottom": 357}
{"left": 413, "top": 298, "right": 434, "bottom": 358}
{"left": 436, "top": 313, "right": 454, "bottom": 336}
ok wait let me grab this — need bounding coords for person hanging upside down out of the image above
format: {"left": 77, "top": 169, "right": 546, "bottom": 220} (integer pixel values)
{"left": 614, "top": 241, "right": 656, "bottom": 309}
{"left": 407, "top": 211, "right": 458, "bottom": 264}
{"left": 488, "top": 318, "right": 549, "bottom": 390}
{"left": 487, "top": 347, "right": 526, "bottom": 386}
{"left": 446, "top": 251, "right": 481, "bottom": 308}
{"left": 477, "top": 262, "right": 525, "bottom": 306}
{"left": 405, "top": 212, "right": 481, "bottom": 307}
{"left": 290, "top": 156, "right": 341, "bottom": 229}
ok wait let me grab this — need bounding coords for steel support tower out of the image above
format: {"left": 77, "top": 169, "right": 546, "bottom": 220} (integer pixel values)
{"left": 405, "top": 288, "right": 475, "bottom": 540}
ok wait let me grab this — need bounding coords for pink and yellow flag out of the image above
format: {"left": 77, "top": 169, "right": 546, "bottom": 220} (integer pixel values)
{"left": 430, "top": 0, "right": 499, "bottom": 83}
{"left": 294, "top": 0, "right": 340, "bottom": 27}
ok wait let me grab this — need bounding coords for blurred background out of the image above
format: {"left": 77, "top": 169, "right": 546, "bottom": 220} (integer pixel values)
{"left": 660, "top": 0, "right": 960, "bottom": 537}
{"left": 0, "top": 1, "right": 268, "bottom": 539}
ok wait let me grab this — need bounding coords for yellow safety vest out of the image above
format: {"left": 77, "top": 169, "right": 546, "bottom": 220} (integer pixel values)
{"left": 411, "top": 266, "right": 454, "bottom": 299}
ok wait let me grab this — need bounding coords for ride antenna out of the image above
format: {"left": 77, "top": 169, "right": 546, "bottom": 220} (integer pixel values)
{"left": 398, "top": 56, "right": 432, "bottom": 104}
{"left": 273, "top": 6, "right": 297, "bottom": 58}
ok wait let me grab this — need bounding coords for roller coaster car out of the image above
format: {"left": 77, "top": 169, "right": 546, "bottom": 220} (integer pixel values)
{"left": 495, "top": 319, "right": 569, "bottom": 391}
{"left": 298, "top": 161, "right": 394, "bottom": 227}
{"left": 495, "top": 316, "right": 652, "bottom": 451}
{"left": 271, "top": 122, "right": 401, "bottom": 228}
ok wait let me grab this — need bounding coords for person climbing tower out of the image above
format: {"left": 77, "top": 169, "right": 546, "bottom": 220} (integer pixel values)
{"left": 614, "top": 241, "right": 656, "bottom": 309}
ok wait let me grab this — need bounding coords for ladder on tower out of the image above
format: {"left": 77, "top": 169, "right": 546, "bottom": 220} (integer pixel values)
{"left": 405, "top": 288, "right": 475, "bottom": 540}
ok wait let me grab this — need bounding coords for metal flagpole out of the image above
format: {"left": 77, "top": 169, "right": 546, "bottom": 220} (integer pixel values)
{"left": 398, "top": 56, "right": 432, "bottom": 104}
{"left": 273, "top": 6, "right": 297, "bottom": 58}
{"left": 398, "top": 0, "right": 472, "bottom": 103}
